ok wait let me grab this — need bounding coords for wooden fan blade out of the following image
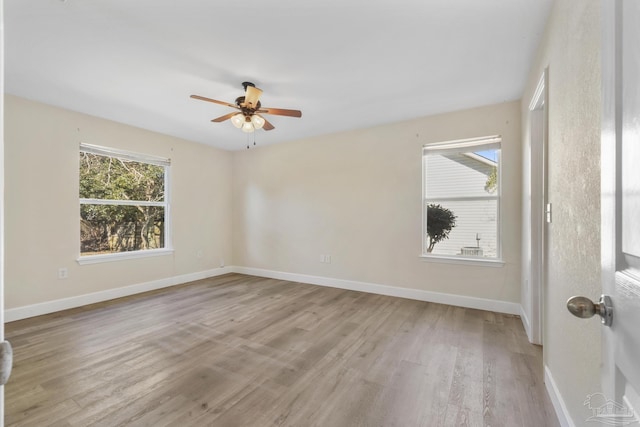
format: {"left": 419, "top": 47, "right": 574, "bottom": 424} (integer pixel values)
{"left": 211, "top": 112, "right": 238, "bottom": 123}
{"left": 262, "top": 116, "right": 275, "bottom": 131}
{"left": 258, "top": 107, "right": 302, "bottom": 118}
{"left": 244, "top": 86, "right": 263, "bottom": 108}
{"left": 190, "top": 94, "right": 239, "bottom": 109}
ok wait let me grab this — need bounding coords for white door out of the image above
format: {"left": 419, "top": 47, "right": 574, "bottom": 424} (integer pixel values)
{"left": 601, "top": 0, "right": 640, "bottom": 423}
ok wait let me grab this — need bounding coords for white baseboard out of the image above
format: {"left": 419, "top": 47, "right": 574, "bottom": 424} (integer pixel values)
{"left": 520, "top": 305, "right": 533, "bottom": 342}
{"left": 5, "top": 267, "right": 234, "bottom": 322}
{"left": 5, "top": 265, "right": 522, "bottom": 322}
{"left": 545, "top": 365, "right": 576, "bottom": 427}
{"left": 234, "top": 266, "right": 521, "bottom": 315}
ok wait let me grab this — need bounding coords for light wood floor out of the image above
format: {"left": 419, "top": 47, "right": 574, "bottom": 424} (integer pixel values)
{"left": 5, "top": 274, "right": 559, "bottom": 426}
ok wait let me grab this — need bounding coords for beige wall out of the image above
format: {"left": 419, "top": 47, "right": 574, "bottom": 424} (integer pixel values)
{"left": 4, "top": 95, "right": 233, "bottom": 309}
{"left": 233, "top": 101, "right": 522, "bottom": 303}
{"left": 521, "top": 0, "right": 602, "bottom": 424}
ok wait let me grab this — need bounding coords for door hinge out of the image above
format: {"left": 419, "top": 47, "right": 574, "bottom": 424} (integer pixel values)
{"left": 546, "top": 203, "right": 552, "bottom": 223}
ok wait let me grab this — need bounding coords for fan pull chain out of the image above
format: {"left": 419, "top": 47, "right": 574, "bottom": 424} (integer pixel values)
{"left": 246, "top": 130, "right": 257, "bottom": 149}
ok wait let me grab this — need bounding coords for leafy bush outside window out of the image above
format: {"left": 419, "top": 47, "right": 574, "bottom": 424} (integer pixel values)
{"left": 79, "top": 144, "right": 170, "bottom": 257}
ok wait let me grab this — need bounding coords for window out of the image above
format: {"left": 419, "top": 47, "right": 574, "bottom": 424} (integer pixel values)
{"left": 79, "top": 144, "right": 171, "bottom": 261}
{"left": 422, "top": 136, "right": 501, "bottom": 261}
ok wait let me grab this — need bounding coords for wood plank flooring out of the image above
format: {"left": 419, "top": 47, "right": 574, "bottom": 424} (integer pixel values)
{"left": 5, "top": 274, "right": 559, "bottom": 426}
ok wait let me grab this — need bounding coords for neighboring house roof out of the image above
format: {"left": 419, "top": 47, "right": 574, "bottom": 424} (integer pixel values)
{"left": 463, "top": 152, "right": 498, "bottom": 168}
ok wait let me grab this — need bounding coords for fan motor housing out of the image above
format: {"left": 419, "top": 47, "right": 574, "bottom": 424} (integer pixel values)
{"left": 235, "top": 96, "right": 261, "bottom": 112}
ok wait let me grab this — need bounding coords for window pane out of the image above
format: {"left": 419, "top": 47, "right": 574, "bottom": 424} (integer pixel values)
{"left": 425, "top": 149, "right": 499, "bottom": 198}
{"left": 79, "top": 152, "right": 165, "bottom": 202}
{"left": 80, "top": 205, "right": 165, "bottom": 255}
{"left": 425, "top": 200, "right": 498, "bottom": 258}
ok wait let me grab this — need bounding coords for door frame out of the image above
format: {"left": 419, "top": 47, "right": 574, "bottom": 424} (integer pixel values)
{"left": 1, "top": 0, "right": 6, "bottom": 423}
{"left": 524, "top": 70, "right": 548, "bottom": 345}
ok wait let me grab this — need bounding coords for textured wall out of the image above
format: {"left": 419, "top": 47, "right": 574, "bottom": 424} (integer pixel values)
{"left": 233, "top": 101, "right": 522, "bottom": 303}
{"left": 5, "top": 95, "right": 233, "bottom": 308}
{"left": 521, "top": 0, "right": 602, "bottom": 423}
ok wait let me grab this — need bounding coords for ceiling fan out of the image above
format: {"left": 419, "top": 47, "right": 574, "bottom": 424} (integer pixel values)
{"left": 191, "top": 82, "right": 302, "bottom": 133}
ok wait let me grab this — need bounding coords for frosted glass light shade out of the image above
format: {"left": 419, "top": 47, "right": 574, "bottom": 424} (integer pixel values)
{"left": 241, "top": 121, "right": 254, "bottom": 133}
{"left": 231, "top": 114, "right": 245, "bottom": 128}
{"left": 251, "top": 114, "right": 265, "bottom": 130}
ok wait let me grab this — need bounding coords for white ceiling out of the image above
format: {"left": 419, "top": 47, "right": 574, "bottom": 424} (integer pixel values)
{"left": 5, "top": 0, "right": 554, "bottom": 151}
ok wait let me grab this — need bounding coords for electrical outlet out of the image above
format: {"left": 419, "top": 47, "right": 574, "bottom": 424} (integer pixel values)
{"left": 197, "top": 250, "right": 203, "bottom": 258}
{"left": 58, "top": 268, "right": 68, "bottom": 279}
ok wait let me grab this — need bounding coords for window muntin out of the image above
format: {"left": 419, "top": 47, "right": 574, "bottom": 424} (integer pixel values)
{"left": 422, "top": 136, "right": 501, "bottom": 260}
{"left": 79, "top": 144, "right": 170, "bottom": 257}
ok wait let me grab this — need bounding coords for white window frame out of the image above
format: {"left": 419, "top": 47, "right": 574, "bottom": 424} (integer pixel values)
{"left": 77, "top": 143, "right": 172, "bottom": 265}
{"left": 421, "top": 135, "right": 504, "bottom": 266}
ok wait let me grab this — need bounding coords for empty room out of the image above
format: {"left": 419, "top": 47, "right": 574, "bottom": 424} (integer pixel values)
{"left": 2, "top": 0, "right": 639, "bottom": 426}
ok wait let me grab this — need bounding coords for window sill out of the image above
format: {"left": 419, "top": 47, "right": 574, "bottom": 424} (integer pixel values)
{"left": 419, "top": 254, "right": 505, "bottom": 268}
{"left": 77, "top": 248, "right": 174, "bottom": 265}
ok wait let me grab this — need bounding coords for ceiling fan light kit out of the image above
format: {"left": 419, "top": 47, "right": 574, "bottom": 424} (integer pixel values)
{"left": 232, "top": 112, "right": 266, "bottom": 133}
{"left": 191, "top": 81, "right": 302, "bottom": 136}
